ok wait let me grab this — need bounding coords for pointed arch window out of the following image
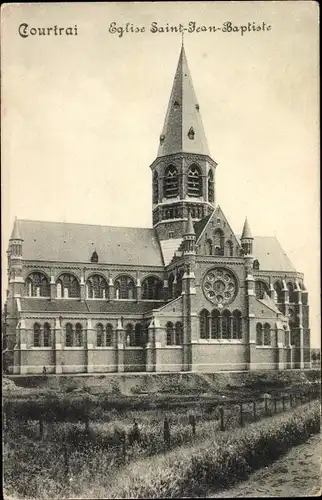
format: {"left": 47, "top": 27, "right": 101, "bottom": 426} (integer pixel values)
{"left": 33, "top": 323, "right": 41, "bottom": 347}
{"left": 114, "top": 275, "right": 136, "bottom": 300}
{"left": 175, "top": 322, "right": 183, "bottom": 345}
{"left": 214, "top": 229, "right": 224, "bottom": 255}
{"left": 205, "top": 239, "right": 213, "bottom": 255}
{"left": 75, "top": 323, "right": 83, "bottom": 347}
{"left": 222, "top": 310, "right": 231, "bottom": 339}
{"left": 255, "top": 280, "right": 269, "bottom": 299}
{"left": 199, "top": 309, "right": 209, "bottom": 339}
{"left": 256, "top": 323, "right": 263, "bottom": 345}
{"left": 96, "top": 323, "right": 104, "bottom": 347}
{"left": 106, "top": 323, "right": 113, "bottom": 347}
{"left": 153, "top": 171, "right": 159, "bottom": 204}
{"left": 57, "top": 274, "right": 80, "bottom": 299}
{"left": 208, "top": 169, "right": 214, "bottom": 203}
{"left": 263, "top": 323, "right": 271, "bottom": 346}
{"left": 232, "top": 310, "right": 242, "bottom": 339}
{"left": 91, "top": 251, "right": 98, "bottom": 263}
{"left": 166, "top": 322, "right": 174, "bottom": 345}
{"left": 87, "top": 275, "right": 108, "bottom": 299}
{"left": 135, "top": 323, "right": 143, "bottom": 347}
{"left": 43, "top": 323, "right": 51, "bottom": 347}
{"left": 225, "top": 240, "right": 233, "bottom": 257}
{"left": 187, "top": 164, "right": 202, "bottom": 197}
{"left": 188, "top": 127, "right": 195, "bottom": 140}
{"left": 273, "top": 281, "right": 284, "bottom": 303}
{"left": 164, "top": 165, "right": 178, "bottom": 198}
{"left": 287, "top": 282, "right": 297, "bottom": 303}
{"left": 141, "top": 276, "right": 163, "bottom": 300}
{"left": 25, "top": 272, "right": 50, "bottom": 297}
{"left": 253, "top": 260, "right": 260, "bottom": 270}
{"left": 65, "top": 323, "right": 73, "bottom": 347}
{"left": 211, "top": 310, "right": 220, "bottom": 339}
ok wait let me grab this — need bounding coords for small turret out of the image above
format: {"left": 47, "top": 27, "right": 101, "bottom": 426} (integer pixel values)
{"left": 241, "top": 217, "right": 253, "bottom": 256}
{"left": 183, "top": 211, "right": 196, "bottom": 254}
{"left": 9, "top": 218, "right": 23, "bottom": 259}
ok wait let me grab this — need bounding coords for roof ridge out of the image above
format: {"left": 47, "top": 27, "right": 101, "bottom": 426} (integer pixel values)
{"left": 17, "top": 218, "right": 154, "bottom": 231}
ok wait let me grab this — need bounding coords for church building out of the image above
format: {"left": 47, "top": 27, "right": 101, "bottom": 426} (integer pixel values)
{"left": 4, "top": 45, "right": 311, "bottom": 374}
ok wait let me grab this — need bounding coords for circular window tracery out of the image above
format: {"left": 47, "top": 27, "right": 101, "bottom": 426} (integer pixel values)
{"left": 202, "top": 267, "right": 238, "bottom": 306}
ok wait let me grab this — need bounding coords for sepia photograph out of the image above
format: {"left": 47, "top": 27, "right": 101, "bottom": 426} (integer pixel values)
{"left": 1, "top": 1, "right": 320, "bottom": 499}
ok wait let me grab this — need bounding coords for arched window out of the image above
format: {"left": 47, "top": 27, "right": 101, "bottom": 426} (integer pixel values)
{"left": 273, "top": 281, "right": 284, "bottom": 303}
{"left": 166, "top": 322, "right": 174, "bottom": 345}
{"left": 57, "top": 282, "right": 62, "bottom": 299}
{"left": 141, "top": 276, "right": 163, "bottom": 300}
{"left": 205, "top": 239, "right": 213, "bottom": 255}
{"left": 176, "top": 270, "right": 184, "bottom": 297}
{"left": 255, "top": 280, "right": 269, "bottom": 299}
{"left": 87, "top": 275, "right": 108, "bottom": 299}
{"left": 114, "top": 275, "right": 136, "bottom": 300}
{"left": 214, "top": 229, "right": 224, "bottom": 255}
{"left": 232, "top": 310, "right": 242, "bottom": 339}
{"left": 43, "top": 322, "right": 51, "bottom": 347}
{"left": 164, "top": 165, "right": 178, "bottom": 198}
{"left": 65, "top": 323, "right": 73, "bottom": 347}
{"left": 287, "top": 282, "right": 297, "bottom": 303}
{"left": 211, "top": 310, "right": 220, "bottom": 339}
{"left": 253, "top": 260, "right": 260, "bottom": 270}
{"left": 256, "top": 323, "right": 263, "bottom": 345}
{"left": 57, "top": 274, "right": 80, "bottom": 299}
{"left": 263, "top": 323, "right": 271, "bottom": 346}
{"left": 187, "top": 164, "right": 202, "bottom": 197}
{"left": 168, "top": 274, "right": 174, "bottom": 300}
{"left": 125, "top": 323, "right": 134, "bottom": 346}
{"left": 153, "top": 171, "right": 159, "bottom": 204}
{"left": 222, "top": 310, "right": 231, "bottom": 339}
{"left": 175, "top": 322, "right": 183, "bottom": 345}
{"left": 208, "top": 170, "right": 214, "bottom": 203}
{"left": 199, "top": 309, "right": 209, "bottom": 339}
{"left": 135, "top": 323, "right": 143, "bottom": 347}
{"left": 225, "top": 240, "right": 233, "bottom": 257}
{"left": 96, "top": 323, "right": 104, "bottom": 347}
{"left": 33, "top": 323, "right": 41, "bottom": 347}
{"left": 106, "top": 323, "right": 113, "bottom": 346}
{"left": 75, "top": 323, "right": 83, "bottom": 347}
{"left": 25, "top": 272, "right": 50, "bottom": 297}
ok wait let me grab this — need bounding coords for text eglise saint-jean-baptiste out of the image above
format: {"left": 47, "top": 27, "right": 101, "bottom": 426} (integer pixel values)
{"left": 18, "top": 21, "right": 272, "bottom": 38}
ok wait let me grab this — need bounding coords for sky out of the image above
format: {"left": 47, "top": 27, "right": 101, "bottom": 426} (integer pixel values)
{"left": 1, "top": 2, "right": 320, "bottom": 346}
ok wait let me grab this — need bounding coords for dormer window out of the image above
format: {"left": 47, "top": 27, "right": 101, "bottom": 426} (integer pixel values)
{"left": 195, "top": 104, "right": 200, "bottom": 111}
{"left": 173, "top": 100, "right": 180, "bottom": 109}
{"left": 91, "top": 251, "right": 98, "bottom": 263}
{"left": 159, "top": 134, "right": 165, "bottom": 144}
{"left": 188, "top": 127, "right": 195, "bottom": 140}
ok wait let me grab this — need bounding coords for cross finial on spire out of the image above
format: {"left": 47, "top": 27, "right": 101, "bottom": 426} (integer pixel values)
{"left": 181, "top": 30, "right": 184, "bottom": 47}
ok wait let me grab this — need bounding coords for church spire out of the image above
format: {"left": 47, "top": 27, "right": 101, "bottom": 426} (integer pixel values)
{"left": 157, "top": 45, "right": 210, "bottom": 158}
{"left": 241, "top": 217, "right": 253, "bottom": 240}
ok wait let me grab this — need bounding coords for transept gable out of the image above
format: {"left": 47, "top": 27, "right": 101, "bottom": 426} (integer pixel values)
{"left": 195, "top": 206, "right": 241, "bottom": 258}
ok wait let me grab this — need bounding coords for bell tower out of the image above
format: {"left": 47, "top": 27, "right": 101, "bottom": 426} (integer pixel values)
{"left": 150, "top": 44, "right": 217, "bottom": 241}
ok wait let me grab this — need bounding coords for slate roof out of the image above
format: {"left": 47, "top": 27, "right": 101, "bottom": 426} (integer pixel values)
{"left": 157, "top": 45, "right": 210, "bottom": 158}
{"left": 241, "top": 217, "right": 253, "bottom": 239}
{"left": 15, "top": 219, "right": 164, "bottom": 266}
{"left": 251, "top": 236, "right": 296, "bottom": 272}
{"left": 159, "top": 239, "right": 183, "bottom": 266}
{"left": 19, "top": 299, "right": 162, "bottom": 315}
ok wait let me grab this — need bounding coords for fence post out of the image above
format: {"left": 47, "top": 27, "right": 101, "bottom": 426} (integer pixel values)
{"left": 64, "top": 444, "right": 69, "bottom": 483}
{"left": 220, "top": 407, "right": 224, "bottom": 431}
{"left": 290, "top": 394, "right": 292, "bottom": 407}
{"left": 308, "top": 390, "right": 311, "bottom": 402}
{"left": 265, "top": 397, "right": 268, "bottom": 415}
{"left": 239, "top": 403, "right": 244, "bottom": 427}
{"left": 164, "top": 417, "right": 171, "bottom": 450}
{"left": 85, "top": 415, "right": 90, "bottom": 434}
{"left": 282, "top": 396, "right": 285, "bottom": 411}
{"left": 190, "top": 415, "right": 196, "bottom": 436}
{"left": 253, "top": 401, "right": 256, "bottom": 420}
{"left": 122, "top": 431, "right": 126, "bottom": 464}
{"left": 39, "top": 417, "right": 44, "bottom": 439}
{"left": 274, "top": 399, "right": 277, "bottom": 413}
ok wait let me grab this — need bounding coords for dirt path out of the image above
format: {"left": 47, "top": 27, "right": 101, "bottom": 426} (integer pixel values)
{"left": 208, "top": 433, "right": 321, "bottom": 498}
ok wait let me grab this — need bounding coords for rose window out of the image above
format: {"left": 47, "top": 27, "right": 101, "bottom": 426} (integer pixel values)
{"left": 202, "top": 268, "right": 237, "bottom": 305}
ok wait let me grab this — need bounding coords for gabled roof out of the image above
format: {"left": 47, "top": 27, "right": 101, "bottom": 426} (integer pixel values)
{"left": 236, "top": 235, "right": 296, "bottom": 272}
{"left": 194, "top": 214, "right": 211, "bottom": 241}
{"left": 257, "top": 294, "right": 281, "bottom": 315}
{"left": 157, "top": 45, "right": 210, "bottom": 158}
{"left": 14, "top": 219, "right": 164, "bottom": 266}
